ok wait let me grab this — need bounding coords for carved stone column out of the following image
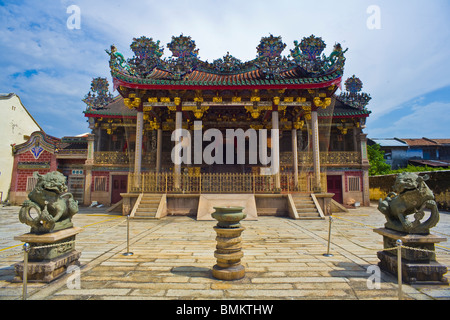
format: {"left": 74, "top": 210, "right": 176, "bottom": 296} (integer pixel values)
{"left": 311, "top": 110, "right": 321, "bottom": 192}
{"left": 272, "top": 109, "right": 281, "bottom": 189}
{"left": 359, "top": 133, "right": 370, "bottom": 206}
{"left": 134, "top": 109, "right": 144, "bottom": 188}
{"left": 292, "top": 128, "right": 299, "bottom": 189}
{"left": 83, "top": 134, "right": 95, "bottom": 205}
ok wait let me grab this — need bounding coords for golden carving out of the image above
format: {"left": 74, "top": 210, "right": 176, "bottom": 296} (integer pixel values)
{"left": 338, "top": 125, "right": 348, "bottom": 135}
{"left": 273, "top": 96, "right": 280, "bottom": 105}
{"left": 245, "top": 106, "right": 260, "bottom": 119}
{"left": 313, "top": 97, "right": 332, "bottom": 109}
{"left": 193, "top": 106, "right": 209, "bottom": 119}
{"left": 293, "top": 120, "right": 304, "bottom": 130}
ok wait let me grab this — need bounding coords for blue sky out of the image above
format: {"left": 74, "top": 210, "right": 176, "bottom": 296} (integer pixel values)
{"left": 1, "top": 0, "right": 450, "bottom": 139}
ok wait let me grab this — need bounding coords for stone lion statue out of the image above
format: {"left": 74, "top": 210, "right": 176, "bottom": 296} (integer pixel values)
{"left": 378, "top": 172, "right": 440, "bottom": 234}
{"left": 19, "top": 171, "right": 78, "bottom": 233}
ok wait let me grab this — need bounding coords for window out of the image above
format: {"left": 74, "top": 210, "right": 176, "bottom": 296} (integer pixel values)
{"left": 348, "top": 176, "right": 361, "bottom": 192}
{"left": 94, "top": 176, "right": 107, "bottom": 192}
{"left": 26, "top": 176, "right": 38, "bottom": 192}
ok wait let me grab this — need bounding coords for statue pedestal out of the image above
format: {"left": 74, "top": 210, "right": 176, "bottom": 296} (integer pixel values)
{"left": 13, "top": 227, "right": 83, "bottom": 283}
{"left": 374, "top": 228, "right": 448, "bottom": 285}
{"left": 212, "top": 227, "right": 245, "bottom": 281}
{"left": 211, "top": 206, "right": 246, "bottom": 281}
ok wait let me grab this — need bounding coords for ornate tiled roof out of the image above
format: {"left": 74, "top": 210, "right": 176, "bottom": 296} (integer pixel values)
{"left": 12, "top": 131, "right": 60, "bottom": 155}
{"left": 107, "top": 34, "right": 347, "bottom": 90}
{"left": 84, "top": 94, "right": 371, "bottom": 119}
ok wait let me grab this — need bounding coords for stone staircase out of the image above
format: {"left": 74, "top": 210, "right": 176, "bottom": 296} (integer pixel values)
{"left": 291, "top": 194, "right": 324, "bottom": 220}
{"left": 132, "top": 194, "right": 164, "bottom": 219}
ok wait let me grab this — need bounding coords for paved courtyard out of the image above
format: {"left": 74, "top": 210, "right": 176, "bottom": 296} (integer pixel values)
{"left": 0, "top": 202, "right": 449, "bottom": 301}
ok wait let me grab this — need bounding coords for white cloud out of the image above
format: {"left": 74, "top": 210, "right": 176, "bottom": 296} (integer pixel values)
{"left": 1, "top": 0, "right": 450, "bottom": 138}
{"left": 367, "top": 101, "right": 450, "bottom": 138}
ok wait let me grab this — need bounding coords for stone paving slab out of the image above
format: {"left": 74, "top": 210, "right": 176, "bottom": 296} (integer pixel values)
{"left": 0, "top": 203, "right": 449, "bottom": 301}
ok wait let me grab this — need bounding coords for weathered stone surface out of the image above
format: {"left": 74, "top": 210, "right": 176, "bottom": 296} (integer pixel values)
{"left": 13, "top": 227, "right": 83, "bottom": 283}
{"left": 14, "top": 250, "right": 81, "bottom": 283}
{"left": 377, "top": 251, "right": 448, "bottom": 285}
{"left": 211, "top": 207, "right": 246, "bottom": 280}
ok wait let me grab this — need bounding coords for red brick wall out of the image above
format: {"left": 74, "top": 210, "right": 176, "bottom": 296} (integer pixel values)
{"left": 14, "top": 169, "right": 49, "bottom": 192}
{"left": 12, "top": 150, "right": 55, "bottom": 192}
{"left": 18, "top": 149, "right": 53, "bottom": 162}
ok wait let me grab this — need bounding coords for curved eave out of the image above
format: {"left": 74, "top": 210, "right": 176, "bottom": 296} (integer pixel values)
{"left": 318, "top": 111, "right": 371, "bottom": 119}
{"left": 83, "top": 110, "right": 136, "bottom": 119}
{"left": 111, "top": 71, "right": 343, "bottom": 91}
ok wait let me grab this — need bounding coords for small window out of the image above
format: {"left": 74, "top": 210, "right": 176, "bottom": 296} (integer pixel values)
{"left": 26, "top": 176, "right": 38, "bottom": 192}
{"left": 94, "top": 176, "right": 107, "bottom": 192}
{"left": 348, "top": 176, "right": 361, "bottom": 192}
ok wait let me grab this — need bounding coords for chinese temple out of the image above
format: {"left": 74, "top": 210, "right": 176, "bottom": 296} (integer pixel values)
{"left": 81, "top": 34, "right": 372, "bottom": 219}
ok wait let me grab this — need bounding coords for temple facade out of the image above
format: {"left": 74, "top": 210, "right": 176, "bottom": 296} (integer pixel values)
{"left": 79, "top": 34, "right": 372, "bottom": 218}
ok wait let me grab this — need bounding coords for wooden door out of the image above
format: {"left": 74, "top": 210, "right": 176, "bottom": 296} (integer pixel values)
{"left": 327, "top": 175, "right": 343, "bottom": 204}
{"left": 111, "top": 175, "right": 127, "bottom": 204}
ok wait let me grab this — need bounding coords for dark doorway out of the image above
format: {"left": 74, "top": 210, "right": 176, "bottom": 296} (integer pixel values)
{"left": 111, "top": 175, "right": 127, "bottom": 204}
{"left": 327, "top": 175, "right": 343, "bottom": 204}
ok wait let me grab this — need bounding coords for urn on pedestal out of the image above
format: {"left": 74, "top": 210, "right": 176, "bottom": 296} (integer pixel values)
{"left": 211, "top": 206, "right": 246, "bottom": 281}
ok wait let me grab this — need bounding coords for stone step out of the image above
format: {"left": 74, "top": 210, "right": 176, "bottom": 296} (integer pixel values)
{"left": 291, "top": 194, "right": 322, "bottom": 219}
{"left": 294, "top": 202, "right": 315, "bottom": 208}
{"left": 296, "top": 215, "right": 323, "bottom": 220}
{"left": 139, "top": 204, "right": 159, "bottom": 208}
{"left": 297, "top": 207, "right": 318, "bottom": 213}
{"left": 140, "top": 200, "right": 161, "bottom": 204}
{"left": 134, "top": 194, "right": 162, "bottom": 219}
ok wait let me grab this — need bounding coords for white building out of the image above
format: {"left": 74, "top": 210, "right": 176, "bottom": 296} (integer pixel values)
{"left": 0, "top": 93, "right": 42, "bottom": 202}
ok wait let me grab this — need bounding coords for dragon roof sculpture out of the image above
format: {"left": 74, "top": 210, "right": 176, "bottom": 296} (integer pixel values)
{"left": 106, "top": 34, "right": 347, "bottom": 89}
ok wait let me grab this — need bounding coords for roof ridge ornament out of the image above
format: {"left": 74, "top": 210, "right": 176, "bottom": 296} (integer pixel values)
{"left": 211, "top": 52, "right": 243, "bottom": 73}
{"left": 165, "top": 34, "right": 200, "bottom": 77}
{"left": 128, "top": 36, "right": 164, "bottom": 77}
{"left": 255, "top": 34, "right": 291, "bottom": 79}
{"left": 83, "top": 77, "right": 114, "bottom": 110}
{"left": 106, "top": 34, "right": 347, "bottom": 83}
{"left": 338, "top": 75, "right": 371, "bottom": 110}
{"left": 290, "top": 35, "right": 347, "bottom": 75}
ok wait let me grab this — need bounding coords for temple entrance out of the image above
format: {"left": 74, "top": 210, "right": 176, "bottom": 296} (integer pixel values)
{"left": 327, "top": 175, "right": 343, "bottom": 204}
{"left": 111, "top": 175, "right": 127, "bottom": 204}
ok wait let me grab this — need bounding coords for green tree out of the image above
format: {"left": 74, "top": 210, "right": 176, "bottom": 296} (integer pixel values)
{"left": 390, "top": 164, "right": 447, "bottom": 174}
{"left": 367, "top": 144, "right": 391, "bottom": 176}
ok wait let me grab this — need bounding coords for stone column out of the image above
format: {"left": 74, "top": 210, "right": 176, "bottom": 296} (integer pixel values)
{"left": 134, "top": 109, "right": 144, "bottom": 188}
{"left": 272, "top": 110, "right": 281, "bottom": 189}
{"left": 292, "top": 128, "right": 299, "bottom": 189}
{"left": 311, "top": 110, "right": 321, "bottom": 192}
{"left": 359, "top": 133, "right": 370, "bottom": 206}
{"left": 174, "top": 106, "right": 182, "bottom": 189}
{"left": 211, "top": 206, "right": 246, "bottom": 280}
{"left": 156, "top": 128, "right": 162, "bottom": 173}
{"left": 83, "top": 134, "right": 95, "bottom": 205}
